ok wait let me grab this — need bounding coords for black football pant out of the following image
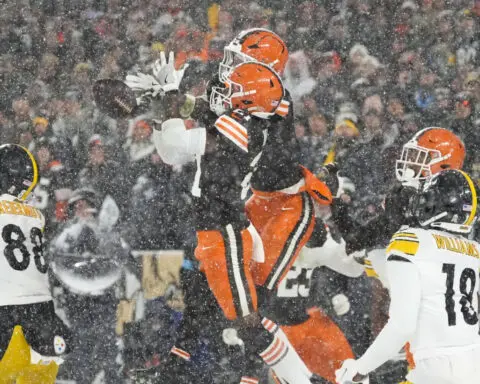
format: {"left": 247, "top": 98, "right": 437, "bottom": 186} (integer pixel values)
{"left": 0, "top": 300, "right": 72, "bottom": 360}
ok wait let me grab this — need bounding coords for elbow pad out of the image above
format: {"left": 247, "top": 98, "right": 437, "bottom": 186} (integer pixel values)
{"left": 153, "top": 118, "right": 206, "bottom": 166}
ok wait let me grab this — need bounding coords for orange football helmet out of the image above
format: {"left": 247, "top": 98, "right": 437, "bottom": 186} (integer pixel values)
{"left": 210, "top": 62, "right": 285, "bottom": 119}
{"left": 396, "top": 127, "right": 466, "bottom": 188}
{"left": 219, "top": 28, "right": 288, "bottom": 82}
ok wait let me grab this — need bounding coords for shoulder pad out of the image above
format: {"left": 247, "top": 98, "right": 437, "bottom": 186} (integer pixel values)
{"left": 275, "top": 98, "right": 291, "bottom": 117}
{"left": 387, "top": 228, "right": 420, "bottom": 258}
{"left": 214, "top": 113, "right": 249, "bottom": 152}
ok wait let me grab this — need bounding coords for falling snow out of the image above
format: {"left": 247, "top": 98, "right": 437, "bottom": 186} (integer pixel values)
{"left": 0, "top": 0, "right": 479, "bottom": 383}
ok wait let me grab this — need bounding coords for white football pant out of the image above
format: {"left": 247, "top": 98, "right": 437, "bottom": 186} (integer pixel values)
{"left": 406, "top": 346, "right": 480, "bottom": 384}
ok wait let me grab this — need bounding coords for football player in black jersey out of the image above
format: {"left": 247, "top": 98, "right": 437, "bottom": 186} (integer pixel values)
{"left": 101, "top": 29, "right": 332, "bottom": 384}
{"left": 150, "top": 58, "right": 331, "bottom": 383}
{"left": 151, "top": 30, "right": 335, "bottom": 383}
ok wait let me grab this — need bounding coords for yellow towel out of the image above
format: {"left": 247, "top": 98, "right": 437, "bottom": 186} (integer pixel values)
{"left": 0, "top": 326, "right": 59, "bottom": 384}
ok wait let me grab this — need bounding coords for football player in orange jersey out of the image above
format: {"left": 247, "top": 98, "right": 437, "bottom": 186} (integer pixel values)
{"left": 123, "top": 57, "right": 329, "bottom": 383}
{"left": 117, "top": 28, "right": 353, "bottom": 384}
{"left": 112, "top": 28, "right": 338, "bottom": 383}
{"left": 217, "top": 29, "right": 358, "bottom": 384}
{"left": 332, "top": 127, "right": 466, "bottom": 257}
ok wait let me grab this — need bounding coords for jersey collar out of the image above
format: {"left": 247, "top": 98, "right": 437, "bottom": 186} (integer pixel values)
{"left": 0, "top": 194, "right": 17, "bottom": 201}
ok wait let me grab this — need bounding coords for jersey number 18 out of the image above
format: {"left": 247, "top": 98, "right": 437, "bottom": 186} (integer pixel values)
{"left": 442, "top": 263, "right": 478, "bottom": 326}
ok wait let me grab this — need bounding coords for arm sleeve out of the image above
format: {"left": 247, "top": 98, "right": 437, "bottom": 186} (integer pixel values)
{"left": 152, "top": 118, "right": 206, "bottom": 166}
{"left": 331, "top": 184, "right": 417, "bottom": 254}
{"left": 297, "top": 236, "right": 365, "bottom": 278}
{"left": 355, "top": 259, "right": 421, "bottom": 375}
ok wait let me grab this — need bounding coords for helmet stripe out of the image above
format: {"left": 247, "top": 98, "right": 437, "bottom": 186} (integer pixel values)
{"left": 18, "top": 145, "right": 38, "bottom": 201}
{"left": 459, "top": 170, "right": 477, "bottom": 226}
{"left": 413, "top": 127, "right": 449, "bottom": 143}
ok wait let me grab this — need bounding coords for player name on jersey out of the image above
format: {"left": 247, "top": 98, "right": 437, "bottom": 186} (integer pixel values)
{"left": 0, "top": 200, "right": 42, "bottom": 219}
{"left": 432, "top": 234, "right": 480, "bottom": 258}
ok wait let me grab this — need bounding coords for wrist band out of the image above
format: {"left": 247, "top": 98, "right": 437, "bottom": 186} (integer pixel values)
{"left": 179, "top": 94, "right": 196, "bottom": 118}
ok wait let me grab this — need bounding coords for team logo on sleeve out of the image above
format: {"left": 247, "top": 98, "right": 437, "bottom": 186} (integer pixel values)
{"left": 54, "top": 335, "right": 66, "bottom": 355}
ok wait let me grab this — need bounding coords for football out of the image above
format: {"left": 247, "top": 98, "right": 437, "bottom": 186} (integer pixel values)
{"left": 93, "top": 79, "right": 138, "bottom": 119}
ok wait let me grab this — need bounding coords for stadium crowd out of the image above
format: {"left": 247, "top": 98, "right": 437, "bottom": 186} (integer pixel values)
{"left": 0, "top": 0, "right": 479, "bottom": 382}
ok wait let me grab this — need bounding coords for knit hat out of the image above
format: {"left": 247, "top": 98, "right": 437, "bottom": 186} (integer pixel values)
{"left": 334, "top": 119, "right": 360, "bottom": 137}
{"left": 88, "top": 134, "right": 103, "bottom": 149}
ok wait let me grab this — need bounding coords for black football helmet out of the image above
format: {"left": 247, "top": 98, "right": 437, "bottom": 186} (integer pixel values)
{"left": 0, "top": 144, "right": 38, "bottom": 201}
{"left": 412, "top": 169, "right": 478, "bottom": 234}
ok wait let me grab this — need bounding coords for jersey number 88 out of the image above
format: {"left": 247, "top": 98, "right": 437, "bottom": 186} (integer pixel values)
{"left": 2, "top": 224, "right": 48, "bottom": 273}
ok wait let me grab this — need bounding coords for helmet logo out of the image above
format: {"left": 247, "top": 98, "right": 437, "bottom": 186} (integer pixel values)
{"left": 54, "top": 335, "right": 66, "bottom": 355}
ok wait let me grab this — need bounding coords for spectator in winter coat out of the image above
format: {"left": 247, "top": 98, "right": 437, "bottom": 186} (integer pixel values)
{"left": 450, "top": 93, "right": 480, "bottom": 179}
{"left": 32, "top": 138, "right": 74, "bottom": 239}
{"left": 124, "top": 119, "right": 157, "bottom": 181}
{"left": 29, "top": 114, "right": 75, "bottom": 170}
{"left": 339, "top": 110, "right": 388, "bottom": 213}
{"left": 77, "top": 135, "right": 127, "bottom": 212}
{"left": 464, "top": 71, "right": 480, "bottom": 112}
{"left": 283, "top": 51, "right": 317, "bottom": 103}
{"left": 297, "top": 113, "right": 331, "bottom": 172}
{"left": 311, "top": 51, "right": 345, "bottom": 118}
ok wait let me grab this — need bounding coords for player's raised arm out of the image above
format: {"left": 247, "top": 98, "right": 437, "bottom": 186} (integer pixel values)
{"left": 93, "top": 51, "right": 196, "bottom": 121}
{"left": 151, "top": 118, "right": 206, "bottom": 167}
{"left": 335, "top": 237, "right": 421, "bottom": 383}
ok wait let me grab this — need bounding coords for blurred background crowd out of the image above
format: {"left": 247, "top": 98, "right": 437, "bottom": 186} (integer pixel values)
{"left": 0, "top": 0, "right": 479, "bottom": 382}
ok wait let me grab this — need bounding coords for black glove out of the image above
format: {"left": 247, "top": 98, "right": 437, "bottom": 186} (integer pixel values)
{"left": 317, "top": 163, "right": 339, "bottom": 197}
{"left": 330, "top": 197, "right": 355, "bottom": 237}
{"left": 384, "top": 183, "right": 418, "bottom": 229}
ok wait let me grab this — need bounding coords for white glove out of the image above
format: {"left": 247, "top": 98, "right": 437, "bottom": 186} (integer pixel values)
{"left": 153, "top": 51, "right": 189, "bottom": 93}
{"left": 335, "top": 359, "right": 368, "bottom": 384}
{"left": 332, "top": 293, "right": 350, "bottom": 316}
{"left": 222, "top": 328, "right": 244, "bottom": 347}
{"left": 124, "top": 72, "right": 163, "bottom": 103}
